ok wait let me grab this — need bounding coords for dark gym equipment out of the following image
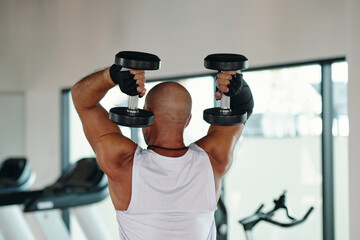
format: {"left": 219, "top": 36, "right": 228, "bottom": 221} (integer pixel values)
{"left": 0, "top": 158, "right": 108, "bottom": 211}
{"left": 0, "top": 158, "right": 36, "bottom": 239}
{"left": 204, "top": 54, "right": 249, "bottom": 71}
{"left": 215, "top": 196, "right": 228, "bottom": 240}
{"left": 0, "top": 158, "right": 35, "bottom": 194}
{"left": 109, "top": 51, "right": 161, "bottom": 128}
{"left": 203, "top": 53, "right": 249, "bottom": 126}
{"left": 238, "top": 191, "right": 314, "bottom": 240}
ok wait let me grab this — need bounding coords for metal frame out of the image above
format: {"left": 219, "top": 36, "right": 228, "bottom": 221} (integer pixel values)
{"left": 60, "top": 57, "right": 346, "bottom": 240}
{"left": 321, "top": 62, "right": 335, "bottom": 240}
{"left": 60, "top": 90, "right": 71, "bottom": 230}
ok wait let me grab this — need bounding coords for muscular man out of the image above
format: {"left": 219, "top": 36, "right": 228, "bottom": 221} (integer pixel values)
{"left": 71, "top": 63, "right": 253, "bottom": 239}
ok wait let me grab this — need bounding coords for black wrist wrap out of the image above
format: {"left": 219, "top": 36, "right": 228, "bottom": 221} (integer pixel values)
{"left": 109, "top": 64, "right": 139, "bottom": 96}
{"left": 230, "top": 79, "right": 254, "bottom": 121}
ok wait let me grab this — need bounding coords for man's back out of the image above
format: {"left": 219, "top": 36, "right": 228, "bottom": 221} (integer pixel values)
{"left": 116, "top": 144, "right": 217, "bottom": 240}
{"left": 71, "top": 66, "right": 253, "bottom": 239}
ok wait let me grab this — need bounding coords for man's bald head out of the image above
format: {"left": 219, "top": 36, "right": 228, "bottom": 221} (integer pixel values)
{"left": 145, "top": 82, "right": 192, "bottom": 126}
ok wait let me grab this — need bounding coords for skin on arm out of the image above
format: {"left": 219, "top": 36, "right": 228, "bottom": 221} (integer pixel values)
{"left": 196, "top": 71, "right": 244, "bottom": 201}
{"left": 71, "top": 68, "right": 146, "bottom": 210}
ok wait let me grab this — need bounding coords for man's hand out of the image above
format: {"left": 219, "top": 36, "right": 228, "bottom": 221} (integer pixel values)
{"left": 215, "top": 71, "right": 238, "bottom": 100}
{"left": 131, "top": 70, "right": 146, "bottom": 97}
{"left": 216, "top": 70, "right": 254, "bottom": 120}
{"left": 109, "top": 65, "right": 147, "bottom": 97}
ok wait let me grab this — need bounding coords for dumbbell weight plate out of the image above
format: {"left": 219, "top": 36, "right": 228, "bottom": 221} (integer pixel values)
{"left": 110, "top": 51, "right": 160, "bottom": 127}
{"left": 115, "top": 51, "right": 161, "bottom": 70}
{"left": 110, "top": 107, "right": 154, "bottom": 128}
{"left": 204, "top": 53, "right": 249, "bottom": 71}
{"left": 203, "top": 108, "right": 247, "bottom": 126}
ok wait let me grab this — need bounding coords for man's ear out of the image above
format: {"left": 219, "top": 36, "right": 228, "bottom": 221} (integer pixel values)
{"left": 184, "top": 114, "right": 192, "bottom": 128}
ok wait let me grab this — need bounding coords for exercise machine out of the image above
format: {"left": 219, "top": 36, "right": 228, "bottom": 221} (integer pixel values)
{"left": 0, "top": 158, "right": 111, "bottom": 240}
{"left": 238, "top": 191, "right": 314, "bottom": 240}
{"left": 215, "top": 196, "right": 228, "bottom": 240}
{"left": 0, "top": 158, "right": 36, "bottom": 240}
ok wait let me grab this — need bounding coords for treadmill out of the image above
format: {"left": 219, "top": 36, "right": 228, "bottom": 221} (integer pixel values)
{"left": 0, "top": 158, "right": 36, "bottom": 240}
{"left": 0, "top": 158, "right": 111, "bottom": 240}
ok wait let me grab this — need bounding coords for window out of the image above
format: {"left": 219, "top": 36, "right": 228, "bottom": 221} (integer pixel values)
{"left": 243, "top": 65, "right": 322, "bottom": 137}
{"left": 226, "top": 64, "right": 323, "bottom": 240}
{"left": 224, "top": 59, "right": 348, "bottom": 240}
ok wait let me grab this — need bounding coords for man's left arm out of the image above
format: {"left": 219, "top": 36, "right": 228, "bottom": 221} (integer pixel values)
{"left": 71, "top": 68, "right": 144, "bottom": 177}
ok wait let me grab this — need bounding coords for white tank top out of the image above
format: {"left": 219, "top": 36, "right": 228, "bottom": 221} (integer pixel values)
{"left": 116, "top": 143, "right": 217, "bottom": 240}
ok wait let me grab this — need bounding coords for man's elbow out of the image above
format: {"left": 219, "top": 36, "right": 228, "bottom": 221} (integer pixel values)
{"left": 70, "top": 82, "right": 79, "bottom": 99}
{"left": 70, "top": 83, "right": 82, "bottom": 109}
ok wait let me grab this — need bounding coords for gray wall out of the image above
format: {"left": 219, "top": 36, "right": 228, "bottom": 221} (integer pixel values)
{"left": 346, "top": 0, "right": 360, "bottom": 239}
{"left": 0, "top": 0, "right": 358, "bottom": 239}
{"left": 0, "top": 93, "right": 25, "bottom": 161}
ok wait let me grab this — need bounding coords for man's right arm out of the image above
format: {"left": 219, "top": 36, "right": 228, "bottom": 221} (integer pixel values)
{"left": 196, "top": 71, "right": 254, "bottom": 177}
{"left": 196, "top": 124, "right": 244, "bottom": 176}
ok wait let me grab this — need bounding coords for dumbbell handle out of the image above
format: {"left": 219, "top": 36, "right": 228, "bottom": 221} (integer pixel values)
{"left": 128, "top": 95, "right": 138, "bottom": 111}
{"left": 219, "top": 70, "right": 241, "bottom": 114}
{"left": 121, "top": 67, "right": 139, "bottom": 112}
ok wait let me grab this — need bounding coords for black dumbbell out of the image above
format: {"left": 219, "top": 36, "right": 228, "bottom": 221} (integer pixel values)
{"left": 109, "top": 51, "right": 161, "bottom": 127}
{"left": 203, "top": 53, "right": 249, "bottom": 126}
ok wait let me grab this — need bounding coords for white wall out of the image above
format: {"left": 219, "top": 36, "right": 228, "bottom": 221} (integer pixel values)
{"left": 0, "top": 0, "right": 359, "bottom": 239}
{"left": 345, "top": 0, "right": 360, "bottom": 239}
{"left": 0, "top": 93, "right": 25, "bottom": 161}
